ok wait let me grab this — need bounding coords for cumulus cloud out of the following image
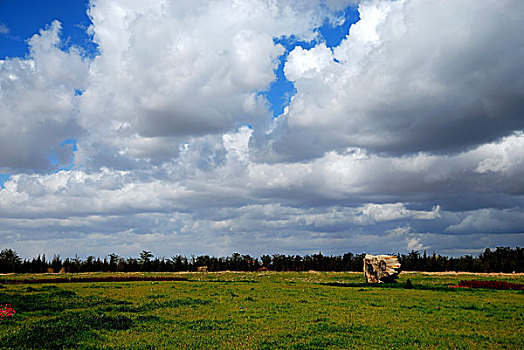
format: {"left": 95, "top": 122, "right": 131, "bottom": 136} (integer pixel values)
{"left": 76, "top": 0, "right": 334, "bottom": 168}
{"left": 258, "top": 0, "right": 524, "bottom": 161}
{"left": 249, "top": 133, "right": 524, "bottom": 209}
{"left": 355, "top": 203, "right": 440, "bottom": 225}
{"left": 0, "top": 21, "right": 88, "bottom": 172}
{"left": 445, "top": 208, "right": 524, "bottom": 234}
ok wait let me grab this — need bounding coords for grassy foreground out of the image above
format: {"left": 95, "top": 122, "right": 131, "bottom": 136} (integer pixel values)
{"left": 0, "top": 271, "right": 523, "bottom": 349}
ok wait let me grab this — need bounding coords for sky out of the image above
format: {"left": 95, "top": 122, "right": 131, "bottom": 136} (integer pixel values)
{"left": 0, "top": 0, "right": 523, "bottom": 260}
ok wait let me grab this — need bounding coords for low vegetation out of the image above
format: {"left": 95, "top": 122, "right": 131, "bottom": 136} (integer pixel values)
{"left": 0, "top": 272, "right": 522, "bottom": 349}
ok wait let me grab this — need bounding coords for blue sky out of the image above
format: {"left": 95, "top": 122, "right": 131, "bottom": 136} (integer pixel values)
{"left": 0, "top": 0, "right": 523, "bottom": 259}
{"left": 0, "top": 0, "right": 96, "bottom": 59}
{"left": 263, "top": 6, "right": 360, "bottom": 116}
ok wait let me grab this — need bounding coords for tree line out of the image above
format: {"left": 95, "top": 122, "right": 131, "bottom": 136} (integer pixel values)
{"left": 0, "top": 247, "right": 521, "bottom": 274}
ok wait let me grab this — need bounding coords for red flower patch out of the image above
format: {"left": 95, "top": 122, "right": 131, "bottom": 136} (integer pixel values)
{"left": 1, "top": 304, "right": 16, "bottom": 319}
{"left": 457, "top": 280, "right": 523, "bottom": 290}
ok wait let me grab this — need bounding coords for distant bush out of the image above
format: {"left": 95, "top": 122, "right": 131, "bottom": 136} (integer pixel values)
{"left": 404, "top": 279, "right": 414, "bottom": 289}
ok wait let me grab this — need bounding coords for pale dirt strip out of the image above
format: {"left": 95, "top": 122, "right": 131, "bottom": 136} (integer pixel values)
{"left": 401, "top": 271, "right": 524, "bottom": 277}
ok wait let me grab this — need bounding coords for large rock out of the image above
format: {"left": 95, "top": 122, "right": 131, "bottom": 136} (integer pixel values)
{"left": 363, "top": 254, "right": 401, "bottom": 283}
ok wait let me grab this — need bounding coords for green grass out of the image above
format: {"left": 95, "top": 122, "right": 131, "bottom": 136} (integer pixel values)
{"left": 1, "top": 272, "right": 523, "bottom": 349}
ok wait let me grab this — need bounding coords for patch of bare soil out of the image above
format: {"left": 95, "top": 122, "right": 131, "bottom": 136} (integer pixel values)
{"left": 402, "top": 271, "right": 524, "bottom": 276}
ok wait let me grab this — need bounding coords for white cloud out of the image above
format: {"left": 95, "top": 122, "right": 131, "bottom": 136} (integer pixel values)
{"left": 0, "top": 132, "right": 516, "bottom": 241}
{"left": 260, "top": 0, "right": 524, "bottom": 161}
{"left": 445, "top": 208, "right": 524, "bottom": 234}
{"left": 76, "top": 0, "right": 331, "bottom": 168}
{"left": 0, "top": 21, "right": 89, "bottom": 172}
{"left": 0, "top": 22, "right": 9, "bottom": 35}
{"left": 284, "top": 43, "right": 333, "bottom": 81}
{"left": 2, "top": 123, "right": 523, "bottom": 257}
{"left": 406, "top": 237, "right": 424, "bottom": 251}
{"left": 223, "top": 126, "right": 253, "bottom": 163}
{"left": 474, "top": 132, "right": 524, "bottom": 174}
{"left": 356, "top": 203, "right": 440, "bottom": 225}
{"left": 249, "top": 133, "right": 524, "bottom": 205}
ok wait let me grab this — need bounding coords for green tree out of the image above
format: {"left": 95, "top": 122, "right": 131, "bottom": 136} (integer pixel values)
{"left": 139, "top": 250, "right": 153, "bottom": 262}
{"left": 139, "top": 250, "right": 154, "bottom": 271}
{"left": 51, "top": 254, "right": 62, "bottom": 273}
{"left": 0, "top": 248, "right": 22, "bottom": 273}
{"left": 109, "top": 253, "right": 120, "bottom": 272}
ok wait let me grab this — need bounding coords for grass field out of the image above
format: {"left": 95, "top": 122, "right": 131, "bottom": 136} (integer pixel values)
{"left": 1, "top": 271, "right": 523, "bottom": 349}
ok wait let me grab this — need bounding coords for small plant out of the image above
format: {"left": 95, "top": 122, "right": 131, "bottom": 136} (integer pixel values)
{"left": 404, "top": 279, "right": 414, "bottom": 289}
{"left": 0, "top": 304, "right": 16, "bottom": 319}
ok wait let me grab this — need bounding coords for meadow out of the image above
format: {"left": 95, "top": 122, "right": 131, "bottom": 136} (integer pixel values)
{"left": 0, "top": 271, "right": 523, "bottom": 349}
